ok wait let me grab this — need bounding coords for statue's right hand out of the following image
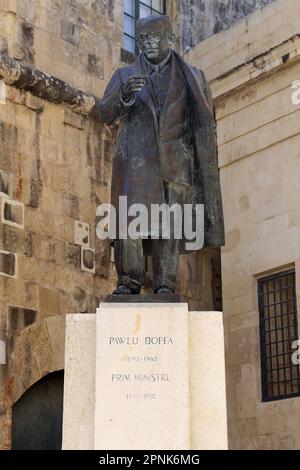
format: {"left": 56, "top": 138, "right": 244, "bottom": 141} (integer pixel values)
{"left": 121, "top": 75, "right": 147, "bottom": 101}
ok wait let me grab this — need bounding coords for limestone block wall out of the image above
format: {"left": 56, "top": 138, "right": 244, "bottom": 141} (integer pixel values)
{"left": 0, "top": 0, "right": 126, "bottom": 449}
{"left": 0, "top": 0, "right": 124, "bottom": 95}
{"left": 0, "top": 0, "right": 223, "bottom": 449}
{"left": 186, "top": 0, "right": 300, "bottom": 450}
{"left": 177, "top": 0, "right": 276, "bottom": 52}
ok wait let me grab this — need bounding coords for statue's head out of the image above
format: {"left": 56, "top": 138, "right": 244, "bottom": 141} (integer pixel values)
{"left": 136, "top": 15, "right": 175, "bottom": 63}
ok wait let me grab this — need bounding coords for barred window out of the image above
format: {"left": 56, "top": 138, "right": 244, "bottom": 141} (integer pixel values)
{"left": 124, "top": 0, "right": 167, "bottom": 54}
{"left": 258, "top": 270, "right": 300, "bottom": 401}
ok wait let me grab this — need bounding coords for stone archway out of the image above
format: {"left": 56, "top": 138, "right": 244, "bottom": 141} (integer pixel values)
{"left": 0, "top": 315, "right": 66, "bottom": 450}
{"left": 12, "top": 370, "right": 64, "bottom": 450}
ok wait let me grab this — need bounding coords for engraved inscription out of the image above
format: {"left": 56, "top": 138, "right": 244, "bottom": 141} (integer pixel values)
{"left": 109, "top": 336, "right": 173, "bottom": 345}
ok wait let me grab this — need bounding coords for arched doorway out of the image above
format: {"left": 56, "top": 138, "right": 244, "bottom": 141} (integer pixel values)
{"left": 12, "top": 370, "right": 64, "bottom": 450}
{"left": 0, "top": 315, "right": 66, "bottom": 450}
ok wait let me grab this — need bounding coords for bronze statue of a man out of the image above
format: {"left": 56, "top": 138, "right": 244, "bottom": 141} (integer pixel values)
{"left": 98, "top": 15, "right": 224, "bottom": 296}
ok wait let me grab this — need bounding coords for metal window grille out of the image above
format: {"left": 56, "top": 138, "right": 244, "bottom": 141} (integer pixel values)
{"left": 258, "top": 270, "right": 300, "bottom": 401}
{"left": 124, "top": 0, "right": 167, "bottom": 54}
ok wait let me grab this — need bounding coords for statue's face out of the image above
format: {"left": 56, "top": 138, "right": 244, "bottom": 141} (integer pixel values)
{"left": 138, "top": 31, "right": 171, "bottom": 62}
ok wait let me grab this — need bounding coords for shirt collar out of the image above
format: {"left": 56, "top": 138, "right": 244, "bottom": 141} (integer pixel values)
{"left": 143, "top": 49, "right": 172, "bottom": 75}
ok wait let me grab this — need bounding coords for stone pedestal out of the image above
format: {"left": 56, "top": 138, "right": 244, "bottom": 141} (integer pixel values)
{"left": 62, "top": 304, "right": 228, "bottom": 450}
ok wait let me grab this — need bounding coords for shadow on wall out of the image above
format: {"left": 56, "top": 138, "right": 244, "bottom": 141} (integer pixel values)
{"left": 12, "top": 371, "right": 64, "bottom": 450}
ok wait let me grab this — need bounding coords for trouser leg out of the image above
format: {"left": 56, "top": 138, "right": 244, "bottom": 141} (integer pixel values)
{"left": 114, "top": 239, "right": 145, "bottom": 293}
{"left": 152, "top": 238, "right": 181, "bottom": 293}
{"left": 152, "top": 181, "right": 187, "bottom": 293}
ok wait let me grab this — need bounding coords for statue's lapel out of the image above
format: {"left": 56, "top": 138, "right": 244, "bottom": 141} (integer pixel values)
{"left": 172, "top": 50, "right": 211, "bottom": 115}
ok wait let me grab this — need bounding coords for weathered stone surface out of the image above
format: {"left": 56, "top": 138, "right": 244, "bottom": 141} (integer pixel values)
{"left": 18, "top": 20, "right": 35, "bottom": 65}
{"left": 0, "top": 122, "right": 18, "bottom": 174}
{"left": 74, "top": 220, "right": 90, "bottom": 247}
{"left": 60, "top": 20, "right": 80, "bottom": 47}
{"left": 7, "top": 316, "right": 65, "bottom": 408}
{"left": 0, "top": 170, "right": 12, "bottom": 196}
{"left": 0, "top": 409, "right": 11, "bottom": 450}
{"left": 188, "top": 0, "right": 300, "bottom": 451}
{"left": 0, "top": 0, "right": 123, "bottom": 448}
{"left": 0, "top": 0, "right": 239, "bottom": 450}
{"left": 65, "top": 243, "right": 81, "bottom": 268}
{"left": 87, "top": 54, "right": 104, "bottom": 79}
{"left": 62, "top": 314, "right": 96, "bottom": 450}
{"left": 2, "top": 198, "right": 24, "bottom": 228}
{"left": 7, "top": 305, "right": 37, "bottom": 330}
{"left": 81, "top": 247, "right": 95, "bottom": 273}
{"left": 64, "top": 109, "right": 85, "bottom": 130}
{"left": 179, "top": 0, "right": 276, "bottom": 50}
{"left": 0, "top": 51, "right": 98, "bottom": 114}
{"left": 39, "top": 286, "right": 61, "bottom": 319}
{"left": 0, "top": 250, "right": 16, "bottom": 277}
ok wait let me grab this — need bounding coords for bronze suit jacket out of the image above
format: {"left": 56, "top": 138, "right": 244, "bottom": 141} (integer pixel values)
{"left": 97, "top": 50, "right": 225, "bottom": 251}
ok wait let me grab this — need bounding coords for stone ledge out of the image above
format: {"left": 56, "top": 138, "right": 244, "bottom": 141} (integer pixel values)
{"left": 105, "top": 294, "right": 183, "bottom": 303}
{"left": 211, "top": 35, "right": 300, "bottom": 99}
{"left": 0, "top": 51, "right": 99, "bottom": 116}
